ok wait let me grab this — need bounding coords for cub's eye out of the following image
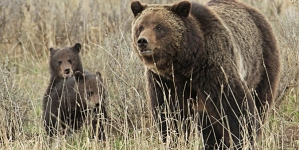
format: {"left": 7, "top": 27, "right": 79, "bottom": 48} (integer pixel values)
{"left": 68, "top": 59, "right": 72, "bottom": 64}
{"left": 58, "top": 61, "right": 62, "bottom": 65}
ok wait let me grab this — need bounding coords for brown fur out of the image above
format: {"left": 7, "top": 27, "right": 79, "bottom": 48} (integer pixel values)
{"left": 131, "top": 0, "right": 280, "bottom": 149}
{"left": 43, "top": 71, "right": 107, "bottom": 140}
{"left": 44, "top": 43, "right": 83, "bottom": 99}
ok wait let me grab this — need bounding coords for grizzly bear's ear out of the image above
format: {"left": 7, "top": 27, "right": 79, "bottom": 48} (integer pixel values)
{"left": 74, "top": 71, "right": 84, "bottom": 80}
{"left": 171, "top": 1, "right": 191, "bottom": 17}
{"left": 49, "top": 47, "right": 56, "bottom": 56}
{"left": 96, "top": 71, "right": 102, "bottom": 78}
{"left": 131, "top": 1, "right": 146, "bottom": 17}
{"left": 72, "top": 43, "right": 81, "bottom": 53}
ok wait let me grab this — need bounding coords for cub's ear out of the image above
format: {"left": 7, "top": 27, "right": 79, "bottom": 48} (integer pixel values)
{"left": 171, "top": 1, "right": 191, "bottom": 17}
{"left": 96, "top": 71, "right": 102, "bottom": 78}
{"left": 74, "top": 71, "right": 84, "bottom": 81}
{"left": 72, "top": 43, "right": 81, "bottom": 53}
{"left": 96, "top": 71, "right": 103, "bottom": 84}
{"left": 49, "top": 47, "right": 56, "bottom": 56}
{"left": 131, "top": 1, "right": 146, "bottom": 17}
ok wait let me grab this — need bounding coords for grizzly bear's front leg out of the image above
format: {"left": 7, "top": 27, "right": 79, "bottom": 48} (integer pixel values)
{"left": 91, "top": 106, "right": 107, "bottom": 141}
{"left": 147, "top": 70, "right": 189, "bottom": 143}
{"left": 146, "top": 69, "right": 196, "bottom": 144}
{"left": 43, "top": 96, "right": 61, "bottom": 137}
{"left": 146, "top": 70, "right": 172, "bottom": 142}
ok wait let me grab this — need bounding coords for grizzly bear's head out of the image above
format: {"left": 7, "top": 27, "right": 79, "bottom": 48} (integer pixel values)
{"left": 73, "top": 71, "right": 105, "bottom": 112}
{"left": 131, "top": 1, "right": 191, "bottom": 74}
{"left": 49, "top": 43, "right": 82, "bottom": 79}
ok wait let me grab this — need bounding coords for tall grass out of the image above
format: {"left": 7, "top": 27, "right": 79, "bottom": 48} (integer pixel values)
{"left": 0, "top": 0, "right": 298, "bottom": 149}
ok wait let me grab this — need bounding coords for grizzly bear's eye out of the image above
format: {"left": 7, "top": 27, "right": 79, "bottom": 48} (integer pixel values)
{"left": 154, "top": 25, "right": 163, "bottom": 32}
{"left": 58, "top": 61, "right": 62, "bottom": 65}
{"left": 68, "top": 59, "right": 72, "bottom": 64}
{"left": 138, "top": 26, "right": 144, "bottom": 32}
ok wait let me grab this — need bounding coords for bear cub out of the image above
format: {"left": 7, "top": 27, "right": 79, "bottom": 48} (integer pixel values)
{"left": 46, "top": 43, "right": 83, "bottom": 91}
{"left": 43, "top": 71, "right": 107, "bottom": 140}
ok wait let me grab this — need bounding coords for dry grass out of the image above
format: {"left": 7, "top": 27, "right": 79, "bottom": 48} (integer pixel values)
{"left": 0, "top": 0, "right": 299, "bottom": 149}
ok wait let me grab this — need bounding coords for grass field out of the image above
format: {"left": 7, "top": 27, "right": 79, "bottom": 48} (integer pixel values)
{"left": 0, "top": 0, "right": 299, "bottom": 149}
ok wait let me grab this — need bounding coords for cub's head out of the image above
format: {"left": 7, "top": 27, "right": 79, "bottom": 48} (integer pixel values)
{"left": 74, "top": 71, "right": 106, "bottom": 112}
{"left": 131, "top": 1, "right": 190, "bottom": 70}
{"left": 50, "top": 43, "right": 82, "bottom": 79}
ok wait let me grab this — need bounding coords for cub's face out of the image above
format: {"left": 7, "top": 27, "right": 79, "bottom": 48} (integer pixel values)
{"left": 75, "top": 72, "right": 105, "bottom": 112}
{"left": 131, "top": 1, "right": 189, "bottom": 72}
{"left": 50, "top": 43, "right": 81, "bottom": 79}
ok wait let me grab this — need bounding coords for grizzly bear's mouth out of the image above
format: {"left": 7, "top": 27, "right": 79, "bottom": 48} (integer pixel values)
{"left": 93, "top": 107, "right": 100, "bottom": 114}
{"left": 62, "top": 73, "right": 73, "bottom": 78}
{"left": 139, "top": 48, "right": 153, "bottom": 55}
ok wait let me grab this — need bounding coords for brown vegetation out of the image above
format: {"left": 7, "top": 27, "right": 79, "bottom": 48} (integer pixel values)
{"left": 0, "top": 0, "right": 298, "bottom": 149}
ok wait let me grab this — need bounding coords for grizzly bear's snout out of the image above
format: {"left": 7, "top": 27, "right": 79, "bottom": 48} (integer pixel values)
{"left": 59, "top": 64, "right": 73, "bottom": 78}
{"left": 86, "top": 96, "right": 101, "bottom": 109}
{"left": 137, "top": 37, "right": 153, "bottom": 55}
{"left": 85, "top": 91, "right": 104, "bottom": 115}
{"left": 93, "top": 103, "right": 101, "bottom": 114}
{"left": 95, "top": 103, "right": 100, "bottom": 108}
{"left": 137, "top": 38, "right": 148, "bottom": 48}
{"left": 63, "top": 68, "right": 72, "bottom": 77}
{"left": 64, "top": 68, "right": 70, "bottom": 74}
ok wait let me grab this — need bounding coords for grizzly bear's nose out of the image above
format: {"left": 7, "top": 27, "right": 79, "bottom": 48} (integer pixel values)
{"left": 64, "top": 69, "right": 70, "bottom": 74}
{"left": 93, "top": 103, "right": 100, "bottom": 114}
{"left": 95, "top": 103, "right": 100, "bottom": 108}
{"left": 137, "top": 38, "right": 148, "bottom": 47}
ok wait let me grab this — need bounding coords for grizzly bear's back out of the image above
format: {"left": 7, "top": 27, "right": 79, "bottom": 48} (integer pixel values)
{"left": 191, "top": 1, "right": 265, "bottom": 90}
{"left": 208, "top": 0, "right": 280, "bottom": 109}
{"left": 210, "top": 1, "right": 265, "bottom": 87}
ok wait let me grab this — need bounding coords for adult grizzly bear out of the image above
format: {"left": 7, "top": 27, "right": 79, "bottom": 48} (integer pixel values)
{"left": 43, "top": 71, "right": 107, "bottom": 140}
{"left": 131, "top": 0, "right": 280, "bottom": 149}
